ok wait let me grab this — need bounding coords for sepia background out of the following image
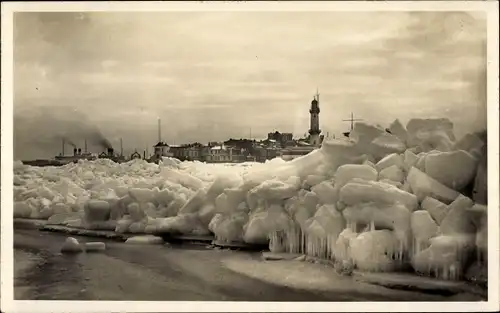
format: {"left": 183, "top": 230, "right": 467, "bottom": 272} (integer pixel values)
{"left": 14, "top": 11, "right": 486, "bottom": 161}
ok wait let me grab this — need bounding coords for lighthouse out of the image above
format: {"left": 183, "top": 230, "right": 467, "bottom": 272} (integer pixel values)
{"left": 308, "top": 89, "right": 321, "bottom": 146}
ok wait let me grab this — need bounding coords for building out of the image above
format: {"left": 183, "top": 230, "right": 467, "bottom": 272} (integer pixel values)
{"left": 278, "top": 91, "right": 324, "bottom": 161}
{"left": 254, "top": 145, "right": 281, "bottom": 162}
{"left": 146, "top": 141, "right": 174, "bottom": 163}
{"left": 280, "top": 145, "right": 316, "bottom": 161}
{"left": 199, "top": 144, "right": 250, "bottom": 163}
{"left": 204, "top": 144, "right": 232, "bottom": 163}
{"left": 153, "top": 141, "right": 174, "bottom": 159}
{"left": 267, "top": 131, "right": 294, "bottom": 146}
{"left": 149, "top": 118, "right": 174, "bottom": 162}
{"left": 185, "top": 144, "right": 203, "bottom": 161}
{"left": 170, "top": 143, "right": 203, "bottom": 161}
{"left": 130, "top": 151, "right": 142, "bottom": 160}
{"left": 308, "top": 90, "right": 322, "bottom": 146}
{"left": 169, "top": 145, "right": 183, "bottom": 159}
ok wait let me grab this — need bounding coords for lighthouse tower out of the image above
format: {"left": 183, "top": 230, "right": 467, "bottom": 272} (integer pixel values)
{"left": 308, "top": 89, "right": 321, "bottom": 146}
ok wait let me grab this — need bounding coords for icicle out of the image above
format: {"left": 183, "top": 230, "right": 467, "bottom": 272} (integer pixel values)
{"left": 320, "top": 237, "right": 326, "bottom": 259}
{"left": 287, "top": 229, "right": 292, "bottom": 254}
{"left": 296, "top": 228, "right": 301, "bottom": 254}
{"left": 309, "top": 235, "right": 314, "bottom": 257}
{"left": 269, "top": 232, "right": 276, "bottom": 252}
{"left": 450, "top": 263, "right": 458, "bottom": 281}
{"left": 398, "top": 240, "right": 404, "bottom": 262}
{"left": 301, "top": 228, "right": 305, "bottom": 254}
{"left": 327, "top": 235, "right": 333, "bottom": 260}
{"left": 317, "top": 237, "right": 320, "bottom": 258}
{"left": 288, "top": 229, "right": 292, "bottom": 254}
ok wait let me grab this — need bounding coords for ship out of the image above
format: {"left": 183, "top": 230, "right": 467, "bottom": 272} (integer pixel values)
{"left": 55, "top": 147, "right": 97, "bottom": 164}
{"left": 98, "top": 147, "right": 126, "bottom": 163}
{"left": 22, "top": 138, "right": 129, "bottom": 167}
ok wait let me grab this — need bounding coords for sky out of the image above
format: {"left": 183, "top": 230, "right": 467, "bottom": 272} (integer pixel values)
{"left": 13, "top": 11, "right": 487, "bottom": 160}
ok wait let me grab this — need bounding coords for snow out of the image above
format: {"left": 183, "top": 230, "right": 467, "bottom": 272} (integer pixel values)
{"left": 376, "top": 153, "right": 404, "bottom": 172}
{"left": 311, "top": 181, "right": 337, "bottom": 205}
{"left": 421, "top": 197, "right": 449, "bottom": 225}
{"left": 406, "top": 118, "right": 456, "bottom": 152}
{"left": 14, "top": 201, "right": 34, "bottom": 218}
{"left": 424, "top": 150, "right": 478, "bottom": 191}
{"left": 339, "top": 179, "right": 418, "bottom": 211}
{"left": 350, "top": 122, "right": 386, "bottom": 148}
{"left": 13, "top": 117, "right": 488, "bottom": 281}
{"left": 369, "top": 133, "right": 407, "bottom": 160}
{"left": 453, "top": 133, "right": 484, "bottom": 155}
{"left": 468, "top": 204, "right": 487, "bottom": 262}
{"left": 85, "top": 242, "right": 106, "bottom": 252}
{"left": 334, "top": 164, "right": 378, "bottom": 189}
{"left": 403, "top": 149, "right": 418, "bottom": 172}
{"left": 440, "top": 195, "right": 476, "bottom": 236}
{"left": 60, "top": 237, "right": 83, "bottom": 253}
{"left": 411, "top": 211, "right": 438, "bottom": 254}
{"left": 378, "top": 165, "right": 404, "bottom": 183}
{"left": 411, "top": 235, "right": 466, "bottom": 280}
{"left": 125, "top": 235, "right": 164, "bottom": 245}
{"left": 388, "top": 119, "right": 408, "bottom": 144}
{"left": 350, "top": 230, "right": 402, "bottom": 272}
{"left": 84, "top": 200, "right": 111, "bottom": 221}
{"left": 407, "top": 167, "right": 460, "bottom": 204}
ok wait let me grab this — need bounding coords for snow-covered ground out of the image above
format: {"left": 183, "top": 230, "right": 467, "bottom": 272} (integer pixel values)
{"left": 13, "top": 118, "right": 488, "bottom": 282}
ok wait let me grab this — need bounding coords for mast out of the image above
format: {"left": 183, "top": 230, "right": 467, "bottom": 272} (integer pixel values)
{"left": 84, "top": 139, "right": 88, "bottom": 153}
{"left": 120, "top": 138, "right": 123, "bottom": 157}
{"left": 158, "top": 118, "right": 161, "bottom": 143}
{"left": 342, "top": 112, "right": 364, "bottom": 132}
{"left": 62, "top": 138, "right": 65, "bottom": 156}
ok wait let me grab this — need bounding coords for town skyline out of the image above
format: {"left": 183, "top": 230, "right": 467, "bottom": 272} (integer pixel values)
{"left": 14, "top": 11, "right": 487, "bottom": 160}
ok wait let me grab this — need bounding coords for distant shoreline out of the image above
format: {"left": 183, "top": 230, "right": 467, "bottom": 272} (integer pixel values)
{"left": 20, "top": 159, "right": 65, "bottom": 167}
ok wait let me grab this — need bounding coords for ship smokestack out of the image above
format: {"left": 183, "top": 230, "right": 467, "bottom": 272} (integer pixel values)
{"left": 108, "top": 148, "right": 114, "bottom": 157}
{"left": 73, "top": 148, "right": 77, "bottom": 156}
{"left": 78, "top": 148, "right": 82, "bottom": 155}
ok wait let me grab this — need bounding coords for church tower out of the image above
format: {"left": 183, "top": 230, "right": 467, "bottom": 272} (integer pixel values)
{"left": 308, "top": 89, "right": 321, "bottom": 146}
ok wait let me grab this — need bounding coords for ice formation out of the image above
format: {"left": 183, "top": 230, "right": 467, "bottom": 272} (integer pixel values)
{"left": 125, "top": 235, "right": 164, "bottom": 245}
{"left": 12, "top": 118, "right": 488, "bottom": 281}
{"left": 84, "top": 242, "right": 106, "bottom": 252}
{"left": 60, "top": 237, "right": 83, "bottom": 253}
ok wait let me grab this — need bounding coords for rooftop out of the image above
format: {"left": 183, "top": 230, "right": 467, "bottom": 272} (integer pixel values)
{"left": 154, "top": 141, "right": 169, "bottom": 147}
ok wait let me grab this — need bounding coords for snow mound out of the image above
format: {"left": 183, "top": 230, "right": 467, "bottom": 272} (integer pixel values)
{"left": 60, "top": 237, "right": 83, "bottom": 254}
{"left": 13, "top": 117, "right": 487, "bottom": 281}
{"left": 125, "top": 235, "right": 164, "bottom": 245}
{"left": 350, "top": 230, "right": 402, "bottom": 272}
{"left": 85, "top": 242, "right": 106, "bottom": 252}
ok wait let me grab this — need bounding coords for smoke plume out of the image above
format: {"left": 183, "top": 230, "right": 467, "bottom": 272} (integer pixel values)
{"left": 87, "top": 128, "right": 113, "bottom": 150}
{"left": 14, "top": 106, "right": 115, "bottom": 159}
{"left": 62, "top": 136, "right": 77, "bottom": 148}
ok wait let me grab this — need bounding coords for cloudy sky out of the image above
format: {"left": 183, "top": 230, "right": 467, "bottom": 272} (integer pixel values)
{"left": 14, "top": 11, "right": 486, "bottom": 160}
